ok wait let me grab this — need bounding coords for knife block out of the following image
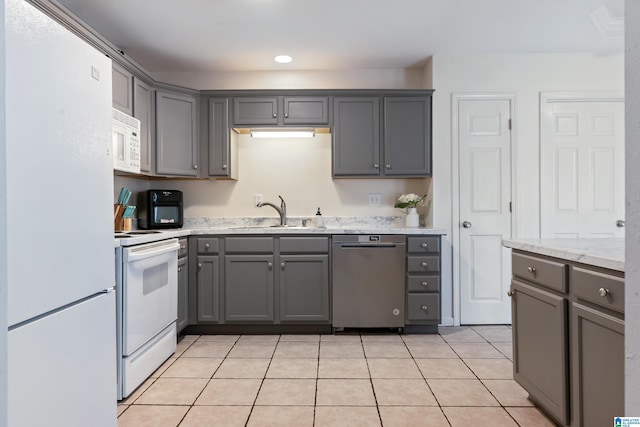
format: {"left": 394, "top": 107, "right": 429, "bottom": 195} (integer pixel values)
{"left": 114, "top": 204, "right": 131, "bottom": 231}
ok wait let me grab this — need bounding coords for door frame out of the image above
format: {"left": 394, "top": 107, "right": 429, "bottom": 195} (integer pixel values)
{"left": 451, "top": 93, "right": 517, "bottom": 326}
{"left": 539, "top": 91, "right": 625, "bottom": 238}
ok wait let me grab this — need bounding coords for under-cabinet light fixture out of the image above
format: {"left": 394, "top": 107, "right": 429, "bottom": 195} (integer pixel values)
{"left": 250, "top": 128, "right": 315, "bottom": 139}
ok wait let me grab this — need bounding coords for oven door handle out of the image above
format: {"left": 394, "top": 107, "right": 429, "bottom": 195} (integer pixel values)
{"left": 125, "top": 241, "right": 180, "bottom": 262}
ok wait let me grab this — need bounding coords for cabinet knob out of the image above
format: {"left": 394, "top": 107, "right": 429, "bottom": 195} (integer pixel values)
{"left": 222, "top": 164, "right": 228, "bottom": 170}
{"left": 205, "top": 243, "right": 210, "bottom": 249}
{"left": 197, "top": 262, "right": 202, "bottom": 268}
{"left": 462, "top": 221, "right": 472, "bottom": 228}
{"left": 281, "top": 262, "right": 285, "bottom": 269}
{"left": 421, "top": 281, "right": 428, "bottom": 287}
{"left": 421, "top": 262, "right": 428, "bottom": 267}
{"left": 386, "top": 164, "right": 391, "bottom": 169}
{"left": 599, "top": 287, "right": 610, "bottom": 297}
{"left": 268, "top": 262, "right": 273, "bottom": 269}
{"left": 193, "top": 164, "right": 198, "bottom": 170}
{"left": 180, "top": 244, "right": 186, "bottom": 250}
{"left": 374, "top": 163, "right": 380, "bottom": 169}
{"left": 421, "top": 243, "right": 428, "bottom": 248}
{"left": 273, "top": 113, "right": 277, "bottom": 118}
{"left": 178, "top": 267, "right": 182, "bottom": 273}
{"left": 507, "top": 290, "right": 514, "bottom": 297}
{"left": 527, "top": 267, "right": 536, "bottom": 276}
{"left": 421, "top": 305, "right": 428, "bottom": 311}
{"left": 616, "top": 219, "right": 625, "bottom": 228}
{"left": 284, "top": 113, "right": 289, "bottom": 118}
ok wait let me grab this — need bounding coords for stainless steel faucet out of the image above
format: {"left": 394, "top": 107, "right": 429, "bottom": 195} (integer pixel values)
{"left": 257, "top": 195, "right": 287, "bottom": 226}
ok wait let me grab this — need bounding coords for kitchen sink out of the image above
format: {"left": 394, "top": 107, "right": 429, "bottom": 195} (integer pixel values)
{"left": 228, "top": 225, "right": 309, "bottom": 230}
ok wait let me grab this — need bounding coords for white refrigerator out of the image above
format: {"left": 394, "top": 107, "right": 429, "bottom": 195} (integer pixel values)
{"left": 5, "top": 0, "right": 117, "bottom": 425}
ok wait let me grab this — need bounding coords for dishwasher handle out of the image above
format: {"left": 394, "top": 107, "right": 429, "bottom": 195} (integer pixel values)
{"left": 338, "top": 243, "right": 401, "bottom": 248}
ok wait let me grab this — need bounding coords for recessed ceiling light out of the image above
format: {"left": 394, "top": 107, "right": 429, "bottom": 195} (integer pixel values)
{"left": 274, "top": 55, "right": 293, "bottom": 64}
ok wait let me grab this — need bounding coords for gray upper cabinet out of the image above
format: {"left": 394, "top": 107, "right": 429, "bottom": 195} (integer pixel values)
{"left": 233, "top": 97, "right": 279, "bottom": 126}
{"left": 112, "top": 62, "right": 132, "bottom": 115}
{"left": 208, "top": 97, "right": 237, "bottom": 179}
{"left": 332, "top": 94, "right": 432, "bottom": 178}
{"left": 283, "top": 97, "right": 329, "bottom": 125}
{"left": 232, "top": 96, "right": 329, "bottom": 127}
{"left": 332, "top": 97, "right": 381, "bottom": 176}
{"left": 133, "top": 78, "right": 153, "bottom": 173}
{"left": 383, "top": 97, "right": 431, "bottom": 176}
{"left": 156, "top": 90, "right": 198, "bottom": 176}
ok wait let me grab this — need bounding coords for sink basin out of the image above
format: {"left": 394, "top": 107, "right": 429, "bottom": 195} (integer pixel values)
{"left": 228, "top": 225, "right": 309, "bottom": 230}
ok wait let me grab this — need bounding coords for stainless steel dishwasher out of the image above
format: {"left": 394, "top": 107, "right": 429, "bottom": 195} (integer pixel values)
{"left": 332, "top": 235, "right": 405, "bottom": 329}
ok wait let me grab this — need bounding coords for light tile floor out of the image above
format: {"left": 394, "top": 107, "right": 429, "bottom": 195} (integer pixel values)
{"left": 117, "top": 326, "right": 556, "bottom": 427}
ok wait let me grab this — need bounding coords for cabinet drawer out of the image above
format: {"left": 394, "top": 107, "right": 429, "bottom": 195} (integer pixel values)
{"left": 407, "top": 256, "right": 440, "bottom": 273}
{"left": 178, "top": 238, "right": 188, "bottom": 258}
{"left": 280, "top": 237, "right": 329, "bottom": 253}
{"left": 512, "top": 252, "right": 568, "bottom": 293}
{"left": 407, "top": 294, "right": 440, "bottom": 321}
{"left": 407, "top": 236, "right": 440, "bottom": 253}
{"left": 225, "top": 237, "right": 274, "bottom": 253}
{"left": 572, "top": 266, "right": 624, "bottom": 313}
{"left": 407, "top": 275, "right": 440, "bottom": 293}
{"left": 197, "top": 238, "right": 219, "bottom": 254}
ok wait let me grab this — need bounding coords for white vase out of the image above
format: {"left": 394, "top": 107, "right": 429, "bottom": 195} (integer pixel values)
{"left": 406, "top": 207, "right": 419, "bottom": 228}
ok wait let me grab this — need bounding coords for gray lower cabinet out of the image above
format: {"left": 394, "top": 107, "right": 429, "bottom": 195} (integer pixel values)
{"left": 510, "top": 250, "right": 625, "bottom": 426}
{"left": 192, "top": 238, "right": 221, "bottom": 323}
{"left": 332, "top": 97, "right": 380, "bottom": 176}
{"left": 224, "top": 255, "right": 275, "bottom": 322}
{"left": 405, "top": 236, "right": 441, "bottom": 327}
{"left": 112, "top": 62, "right": 133, "bottom": 115}
{"left": 177, "top": 239, "right": 189, "bottom": 334}
{"left": 156, "top": 90, "right": 198, "bottom": 176}
{"left": 511, "top": 279, "right": 569, "bottom": 425}
{"left": 133, "top": 77, "right": 153, "bottom": 173}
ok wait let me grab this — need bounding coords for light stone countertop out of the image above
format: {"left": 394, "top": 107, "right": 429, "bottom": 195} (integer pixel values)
{"left": 502, "top": 238, "right": 624, "bottom": 272}
{"left": 115, "top": 216, "right": 447, "bottom": 247}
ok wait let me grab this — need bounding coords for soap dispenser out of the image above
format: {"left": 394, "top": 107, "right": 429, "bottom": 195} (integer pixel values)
{"left": 315, "top": 207, "right": 325, "bottom": 228}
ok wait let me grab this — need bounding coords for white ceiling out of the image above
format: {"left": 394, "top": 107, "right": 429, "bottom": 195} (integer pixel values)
{"left": 55, "top": 0, "right": 624, "bottom": 73}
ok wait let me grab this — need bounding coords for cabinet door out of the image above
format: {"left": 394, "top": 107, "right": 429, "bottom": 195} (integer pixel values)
{"left": 233, "top": 97, "right": 279, "bottom": 125}
{"left": 224, "top": 255, "right": 274, "bottom": 322}
{"left": 383, "top": 96, "right": 431, "bottom": 176}
{"left": 511, "top": 279, "right": 569, "bottom": 425}
{"left": 156, "top": 90, "right": 198, "bottom": 176}
{"left": 133, "top": 78, "right": 153, "bottom": 173}
{"left": 279, "top": 255, "right": 330, "bottom": 322}
{"left": 283, "top": 97, "right": 329, "bottom": 125}
{"left": 332, "top": 97, "right": 380, "bottom": 176}
{"left": 196, "top": 255, "right": 220, "bottom": 323}
{"left": 112, "top": 62, "right": 132, "bottom": 115}
{"left": 208, "top": 97, "right": 235, "bottom": 178}
{"left": 572, "top": 302, "right": 624, "bottom": 427}
{"left": 177, "top": 256, "right": 189, "bottom": 333}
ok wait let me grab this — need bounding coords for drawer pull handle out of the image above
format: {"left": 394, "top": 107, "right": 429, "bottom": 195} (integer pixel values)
{"left": 205, "top": 243, "right": 210, "bottom": 249}
{"left": 421, "top": 305, "right": 428, "bottom": 311}
{"left": 527, "top": 267, "right": 536, "bottom": 276}
{"left": 599, "top": 287, "right": 610, "bottom": 297}
{"left": 421, "top": 262, "right": 428, "bottom": 267}
{"left": 422, "top": 281, "right": 428, "bottom": 287}
{"left": 507, "top": 290, "right": 514, "bottom": 297}
{"left": 421, "top": 243, "right": 428, "bottom": 248}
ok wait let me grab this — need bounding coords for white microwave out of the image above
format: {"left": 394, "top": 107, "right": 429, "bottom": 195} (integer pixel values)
{"left": 112, "top": 108, "right": 141, "bottom": 174}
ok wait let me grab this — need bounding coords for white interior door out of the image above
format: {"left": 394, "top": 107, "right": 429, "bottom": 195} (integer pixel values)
{"left": 540, "top": 93, "right": 625, "bottom": 238}
{"left": 458, "top": 97, "right": 513, "bottom": 325}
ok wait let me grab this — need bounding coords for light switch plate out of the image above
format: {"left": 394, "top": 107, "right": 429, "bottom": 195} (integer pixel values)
{"left": 368, "top": 193, "right": 381, "bottom": 206}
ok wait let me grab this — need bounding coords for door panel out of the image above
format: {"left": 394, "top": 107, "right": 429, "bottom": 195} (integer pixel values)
{"left": 458, "top": 98, "right": 512, "bottom": 325}
{"left": 541, "top": 96, "right": 624, "bottom": 237}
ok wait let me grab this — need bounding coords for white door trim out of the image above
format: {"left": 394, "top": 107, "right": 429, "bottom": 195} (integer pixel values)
{"left": 451, "top": 93, "right": 517, "bottom": 326}
{"left": 539, "top": 90, "right": 624, "bottom": 238}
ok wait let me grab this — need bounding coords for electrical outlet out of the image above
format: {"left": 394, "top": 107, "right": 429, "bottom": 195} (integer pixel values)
{"left": 254, "top": 193, "right": 263, "bottom": 206}
{"left": 368, "top": 193, "right": 381, "bottom": 206}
